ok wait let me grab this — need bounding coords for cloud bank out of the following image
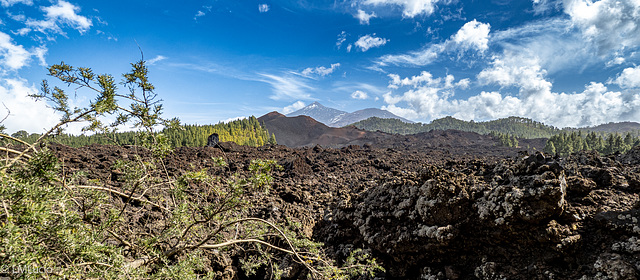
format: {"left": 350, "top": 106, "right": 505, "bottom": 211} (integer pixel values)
{"left": 377, "top": 19, "right": 490, "bottom": 66}
{"left": 382, "top": 70, "right": 640, "bottom": 128}
{"left": 0, "top": 79, "right": 60, "bottom": 133}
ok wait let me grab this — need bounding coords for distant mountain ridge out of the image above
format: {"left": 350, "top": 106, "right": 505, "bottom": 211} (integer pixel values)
{"left": 256, "top": 112, "right": 550, "bottom": 151}
{"left": 577, "top": 121, "right": 640, "bottom": 133}
{"left": 286, "top": 102, "right": 413, "bottom": 127}
{"left": 352, "top": 116, "right": 640, "bottom": 139}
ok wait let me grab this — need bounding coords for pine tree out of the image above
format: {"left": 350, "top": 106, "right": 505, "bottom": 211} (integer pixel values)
{"left": 544, "top": 140, "right": 556, "bottom": 155}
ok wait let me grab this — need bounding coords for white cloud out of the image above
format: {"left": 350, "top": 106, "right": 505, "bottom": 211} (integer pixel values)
{"left": 0, "top": 78, "right": 60, "bottom": 134}
{"left": 451, "top": 20, "right": 491, "bottom": 53}
{"left": 388, "top": 71, "right": 439, "bottom": 89}
{"left": 388, "top": 71, "right": 470, "bottom": 90}
{"left": 489, "top": 18, "right": 604, "bottom": 77}
{"left": 282, "top": 101, "right": 305, "bottom": 114}
{"left": 15, "top": 28, "right": 31, "bottom": 36}
{"left": 382, "top": 71, "right": 640, "bottom": 128}
{"left": 7, "top": 12, "right": 26, "bottom": 22}
{"left": 477, "top": 51, "right": 552, "bottom": 98}
{"left": 301, "top": 63, "right": 340, "bottom": 77}
{"left": 258, "top": 73, "right": 314, "bottom": 101}
{"left": 355, "top": 34, "right": 388, "bottom": 52}
{"left": 611, "top": 65, "right": 640, "bottom": 89}
{"left": 381, "top": 72, "right": 469, "bottom": 120}
{"left": 32, "top": 45, "right": 47, "bottom": 66}
{"left": 147, "top": 55, "right": 167, "bottom": 65}
{"left": 333, "top": 81, "right": 388, "bottom": 97}
{"left": 194, "top": 10, "right": 205, "bottom": 20}
{"left": 564, "top": 0, "right": 640, "bottom": 55}
{"left": 532, "top": 0, "right": 556, "bottom": 14}
{"left": 351, "top": 90, "right": 369, "bottom": 100}
{"left": 258, "top": 4, "right": 270, "bottom": 13}
{"left": 336, "top": 31, "right": 347, "bottom": 49}
{"left": 606, "top": 56, "right": 625, "bottom": 67}
{"left": 377, "top": 44, "right": 442, "bottom": 67}
{"left": 194, "top": 5, "right": 212, "bottom": 20}
{"left": 0, "top": 31, "right": 47, "bottom": 70}
{"left": 1, "top": 0, "right": 32, "bottom": 7}
{"left": 0, "top": 32, "right": 31, "bottom": 70}
{"left": 376, "top": 19, "right": 490, "bottom": 67}
{"left": 221, "top": 116, "right": 247, "bottom": 123}
{"left": 355, "top": 9, "right": 376, "bottom": 24}
{"left": 26, "top": 0, "right": 92, "bottom": 35}
{"left": 363, "top": 0, "right": 441, "bottom": 18}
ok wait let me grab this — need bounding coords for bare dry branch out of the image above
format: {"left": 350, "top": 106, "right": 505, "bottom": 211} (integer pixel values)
{"left": 0, "top": 133, "right": 33, "bottom": 147}
{"left": 199, "top": 238, "right": 296, "bottom": 254}
{"left": 71, "top": 185, "right": 169, "bottom": 212}
{"left": 0, "top": 102, "right": 9, "bottom": 124}
{"left": 0, "top": 147, "right": 32, "bottom": 159}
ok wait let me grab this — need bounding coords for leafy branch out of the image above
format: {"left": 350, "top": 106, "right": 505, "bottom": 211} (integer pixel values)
{"left": 0, "top": 58, "right": 383, "bottom": 279}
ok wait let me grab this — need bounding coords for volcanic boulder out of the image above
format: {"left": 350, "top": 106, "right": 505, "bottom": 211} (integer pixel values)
{"left": 206, "top": 133, "right": 219, "bottom": 147}
{"left": 323, "top": 151, "right": 640, "bottom": 279}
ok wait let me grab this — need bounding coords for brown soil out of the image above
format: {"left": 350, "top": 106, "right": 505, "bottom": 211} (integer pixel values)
{"left": 48, "top": 132, "right": 640, "bottom": 279}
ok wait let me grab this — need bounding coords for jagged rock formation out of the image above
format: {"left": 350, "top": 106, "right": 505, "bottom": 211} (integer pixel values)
{"left": 320, "top": 149, "right": 640, "bottom": 279}
{"left": 50, "top": 138, "right": 640, "bottom": 279}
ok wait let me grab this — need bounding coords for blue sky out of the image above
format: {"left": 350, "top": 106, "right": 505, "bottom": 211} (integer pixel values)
{"left": 1, "top": 0, "right": 640, "bottom": 134}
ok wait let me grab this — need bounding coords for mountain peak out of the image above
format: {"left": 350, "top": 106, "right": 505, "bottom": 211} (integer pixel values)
{"left": 258, "top": 111, "right": 285, "bottom": 123}
{"left": 286, "top": 103, "right": 412, "bottom": 127}
{"left": 286, "top": 102, "right": 347, "bottom": 125}
{"left": 307, "top": 101, "right": 322, "bottom": 109}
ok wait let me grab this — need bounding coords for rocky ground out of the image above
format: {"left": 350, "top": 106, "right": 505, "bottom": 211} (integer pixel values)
{"left": 48, "top": 131, "right": 640, "bottom": 279}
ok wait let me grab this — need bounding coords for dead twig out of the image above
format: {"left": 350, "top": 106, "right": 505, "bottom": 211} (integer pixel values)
{"left": 0, "top": 133, "right": 32, "bottom": 147}
{"left": 0, "top": 147, "right": 32, "bottom": 159}
{"left": 124, "top": 217, "right": 319, "bottom": 276}
{"left": 70, "top": 185, "right": 169, "bottom": 212}
{"left": 0, "top": 102, "right": 9, "bottom": 124}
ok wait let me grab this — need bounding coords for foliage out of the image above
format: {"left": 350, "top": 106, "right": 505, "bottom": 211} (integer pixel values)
{"left": 490, "top": 131, "right": 519, "bottom": 148}
{"left": 1, "top": 149, "right": 126, "bottom": 278}
{"left": 8, "top": 117, "right": 276, "bottom": 148}
{"left": 0, "top": 59, "right": 380, "bottom": 279}
{"left": 163, "top": 117, "right": 277, "bottom": 147}
{"left": 352, "top": 116, "right": 559, "bottom": 138}
{"left": 543, "top": 131, "right": 640, "bottom": 156}
{"left": 355, "top": 116, "right": 640, "bottom": 156}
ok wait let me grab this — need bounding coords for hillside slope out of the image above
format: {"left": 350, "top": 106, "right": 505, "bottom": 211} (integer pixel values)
{"left": 578, "top": 121, "right": 640, "bottom": 133}
{"left": 352, "top": 116, "right": 560, "bottom": 138}
{"left": 258, "top": 111, "right": 386, "bottom": 148}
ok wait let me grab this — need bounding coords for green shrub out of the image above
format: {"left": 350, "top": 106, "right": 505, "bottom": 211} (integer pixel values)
{"left": 0, "top": 58, "right": 382, "bottom": 279}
